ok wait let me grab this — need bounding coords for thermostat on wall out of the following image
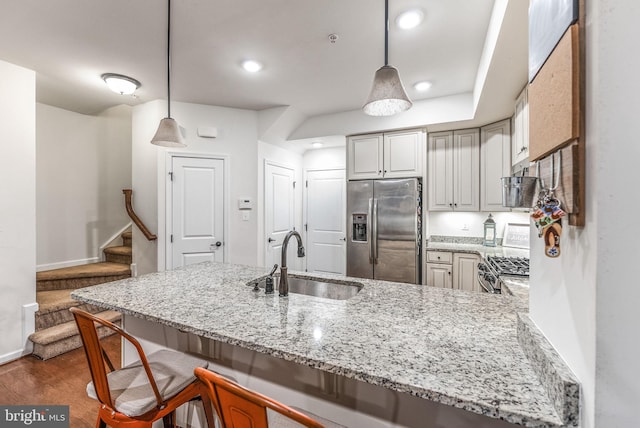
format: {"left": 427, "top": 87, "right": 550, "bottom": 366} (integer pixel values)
{"left": 238, "top": 198, "right": 253, "bottom": 210}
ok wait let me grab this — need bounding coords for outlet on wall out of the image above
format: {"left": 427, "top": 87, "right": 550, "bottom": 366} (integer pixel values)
{"left": 462, "top": 224, "right": 469, "bottom": 231}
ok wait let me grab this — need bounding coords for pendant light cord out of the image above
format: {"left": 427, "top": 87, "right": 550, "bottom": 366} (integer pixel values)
{"left": 167, "top": 0, "right": 172, "bottom": 118}
{"left": 384, "top": 0, "right": 389, "bottom": 66}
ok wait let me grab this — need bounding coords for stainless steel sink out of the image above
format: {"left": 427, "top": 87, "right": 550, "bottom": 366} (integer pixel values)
{"left": 251, "top": 275, "right": 362, "bottom": 300}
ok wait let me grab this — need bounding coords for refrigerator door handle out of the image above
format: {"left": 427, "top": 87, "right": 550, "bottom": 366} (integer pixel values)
{"left": 368, "top": 198, "right": 373, "bottom": 263}
{"left": 372, "top": 198, "right": 378, "bottom": 264}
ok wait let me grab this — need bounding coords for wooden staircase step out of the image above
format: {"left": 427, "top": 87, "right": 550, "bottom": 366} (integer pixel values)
{"left": 103, "top": 246, "right": 132, "bottom": 264}
{"left": 35, "top": 289, "right": 104, "bottom": 330}
{"left": 121, "top": 231, "right": 132, "bottom": 247}
{"left": 36, "top": 262, "right": 131, "bottom": 291}
{"left": 30, "top": 310, "right": 121, "bottom": 360}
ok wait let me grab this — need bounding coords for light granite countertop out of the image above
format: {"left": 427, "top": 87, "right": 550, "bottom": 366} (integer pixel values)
{"left": 72, "top": 261, "right": 566, "bottom": 427}
{"left": 426, "top": 241, "right": 530, "bottom": 259}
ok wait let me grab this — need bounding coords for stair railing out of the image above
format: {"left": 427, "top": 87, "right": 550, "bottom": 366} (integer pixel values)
{"left": 122, "top": 189, "right": 157, "bottom": 241}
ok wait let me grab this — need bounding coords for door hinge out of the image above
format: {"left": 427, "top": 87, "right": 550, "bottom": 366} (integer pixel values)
{"left": 170, "top": 234, "right": 173, "bottom": 243}
{"left": 169, "top": 172, "right": 173, "bottom": 181}
{"left": 305, "top": 180, "right": 308, "bottom": 188}
{"left": 304, "top": 224, "right": 308, "bottom": 231}
{"left": 293, "top": 181, "right": 296, "bottom": 189}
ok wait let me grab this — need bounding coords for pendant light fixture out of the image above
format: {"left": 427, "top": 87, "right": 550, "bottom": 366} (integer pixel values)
{"left": 363, "top": 0, "right": 413, "bottom": 116}
{"left": 151, "top": 0, "right": 186, "bottom": 147}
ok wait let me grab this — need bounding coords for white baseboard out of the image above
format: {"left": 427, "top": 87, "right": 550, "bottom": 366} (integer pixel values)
{"left": 0, "top": 348, "right": 26, "bottom": 365}
{"left": 99, "top": 222, "right": 133, "bottom": 261}
{"left": 36, "top": 257, "right": 100, "bottom": 272}
{"left": 0, "top": 302, "right": 39, "bottom": 364}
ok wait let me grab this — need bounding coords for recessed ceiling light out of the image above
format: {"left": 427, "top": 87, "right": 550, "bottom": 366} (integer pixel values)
{"left": 396, "top": 9, "right": 424, "bottom": 30}
{"left": 242, "top": 60, "right": 263, "bottom": 73}
{"left": 414, "top": 81, "right": 432, "bottom": 92}
{"left": 101, "top": 73, "right": 141, "bottom": 95}
{"left": 312, "top": 142, "right": 324, "bottom": 149}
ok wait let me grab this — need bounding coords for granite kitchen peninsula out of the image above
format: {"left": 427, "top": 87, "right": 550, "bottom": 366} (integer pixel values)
{"left": 71, "top": 261, "right": 579, "bottom": 428}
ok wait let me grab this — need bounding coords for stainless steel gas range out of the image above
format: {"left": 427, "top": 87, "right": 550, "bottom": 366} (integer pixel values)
{"left": 477, "top": 256, "right": 529, "bottom": 294}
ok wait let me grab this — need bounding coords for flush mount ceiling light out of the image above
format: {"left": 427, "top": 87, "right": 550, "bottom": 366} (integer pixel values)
{"left": 414, "top": 81, "right": 432, "bottom": 91}
{"left": 363, "top": 0, "right": 413, "bottom": 116}
{"left": 311, "top": 141, "right": 324, "bottom": 149}
{"left": 101, "top": 73, "right": 141, "bottom": 95}
{"left": 151, "top": 0, "right": 186, "bottom": 147}
{"left": 396, "top": 9, "right": 424, "bottom": 30}
{"left": 242, "top": 60, "right": 263, "bottom": 73}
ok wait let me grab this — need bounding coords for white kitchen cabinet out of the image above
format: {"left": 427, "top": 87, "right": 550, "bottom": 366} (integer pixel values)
{"left": 427, "top": 129, "right": 479, "bottom": 211}
{"left": 347, "top": 134, "right": 383, "bottom": 180}
{"left": 512, "top": 86, "right": 529, "bottom": 165}
{"left": 427, "top": 250, "right": 481, "bottom": 292}
{"left": 480, "top": 119, "right": 511, "bottom": 212}
{"left": 426, "top": 262, "right": 453, "bottom": 288}
{"left": 347, "top": 129, "right": 424, "bottom": 180}
{"left": 452, "top": 253, "right": 481, "bottom": 292}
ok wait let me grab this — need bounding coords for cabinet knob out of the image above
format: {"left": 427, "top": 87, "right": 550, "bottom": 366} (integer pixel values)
{"left": 378, "top": 170, "right": 382, "bottom": 175}
{"left": 454, "top": 203, "right": 458, "bottom": 207}
{"left": 437, "top": 256, "right": 441, "bottom": 260}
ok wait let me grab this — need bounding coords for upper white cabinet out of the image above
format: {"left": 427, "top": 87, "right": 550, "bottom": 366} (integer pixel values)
{"left": 512, "top": 86, "right": 529, "bottom": 165}
{"left": 347, "top": 129, "right": 424, "bottom": 180}
{"left": 427, "top": 129, "right": 479, "bottom": 211}
{"left": 347, "top": 134, "right": 383, "bottom": 180}
{"left": 480, "top": 119, "right": 511, "bottom": 212}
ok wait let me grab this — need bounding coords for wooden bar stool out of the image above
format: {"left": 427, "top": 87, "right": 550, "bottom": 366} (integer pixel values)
{"left": 194, "top": 367, "right": 345, "bottom": 428}
{"left": 70, "top": 307, "right": 215, "bottom": 428}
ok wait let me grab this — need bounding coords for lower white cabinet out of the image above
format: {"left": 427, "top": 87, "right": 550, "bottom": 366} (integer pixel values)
{"left": 426, "top": 251, "right": 481, "bottom": 292}
{"left": 452, "top": 253, "right": 481, "bottom": 292}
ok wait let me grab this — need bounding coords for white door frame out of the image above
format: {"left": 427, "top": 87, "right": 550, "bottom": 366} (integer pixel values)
{"left": 263, "top": 159, "right": 298, "bottom": 268}
{"left": 162, "top": 152, "right": 230, "bottom": 271}
{"left": 303, "top": 167, "right": 346, "bottom": 273}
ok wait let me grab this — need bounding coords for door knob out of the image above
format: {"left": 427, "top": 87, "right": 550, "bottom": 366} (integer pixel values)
{"left": 340, "top": 237, "right": 346, "bottom": 241}
{"left": 215, "top": 241, "right": 222, "bottom": 247}
{"left": 268, "top": 237, "right": 275, "bottom": 243}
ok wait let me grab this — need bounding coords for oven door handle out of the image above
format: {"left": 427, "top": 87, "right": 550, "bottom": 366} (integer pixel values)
{"left": 477, "top": 271, "right": 497, "bottom": 294}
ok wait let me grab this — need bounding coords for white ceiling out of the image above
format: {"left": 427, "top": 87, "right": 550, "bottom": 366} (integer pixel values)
{"left": 0, "top": 0, "right": 527, "bottom": 130}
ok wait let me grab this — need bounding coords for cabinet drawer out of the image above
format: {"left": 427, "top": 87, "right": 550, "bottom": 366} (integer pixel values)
{"left": 426, "top": 251, "right": 453, "bottom": 264}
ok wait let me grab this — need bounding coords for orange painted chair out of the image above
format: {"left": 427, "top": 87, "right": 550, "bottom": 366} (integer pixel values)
{"left": 194, "top": 366, "right": 345, "bottom": 428}
{"left": 70, "top": 307, "right": 215, "bottom": 428}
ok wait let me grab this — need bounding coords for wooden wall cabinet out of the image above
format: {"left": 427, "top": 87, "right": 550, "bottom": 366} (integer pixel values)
{"left": 428, "top": 129, "right": 479, "bottom": 211}
{"left": 512, "top": 86, "right": 529, "bottom": 166}
{"left": 480, "top": 119, "right": 511, "bottom": 212}
{"left": 347, "top": 129, "right": 424, "bottom": 180}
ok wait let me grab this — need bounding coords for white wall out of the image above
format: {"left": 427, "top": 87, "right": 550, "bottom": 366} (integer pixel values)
{"left": 427, "top": 211, "right": 530, "bottom": 240}
{"left": 303, "top": 146, "right": 346, "bottom": 171}
{"left": 529, "top": 1, "right": 640, "bottom": 427}
{"left": 257, "top": 141, "right": 304, "bottom": 268}
{"left": 36, "top": 104, "right": 132, "bottom": 270}
{"left": 0, "top": 60, "right": 36, "bottom": 362}
{"left": 132, "top": 100, "right": 259, "bottom": 274}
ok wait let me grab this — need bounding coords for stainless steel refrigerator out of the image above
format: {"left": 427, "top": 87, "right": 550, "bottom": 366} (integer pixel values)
{"left": 347, "top": 178, "right": 422, "bottom": 284}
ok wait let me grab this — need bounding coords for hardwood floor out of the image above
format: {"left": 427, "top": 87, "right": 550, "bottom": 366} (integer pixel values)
{"left": 0, "top": 334, "right": 121, "bottom": 427}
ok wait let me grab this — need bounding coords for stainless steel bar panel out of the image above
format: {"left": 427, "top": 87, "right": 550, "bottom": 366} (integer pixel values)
{"left": 372, "top": 198, "right": 378, "bottom": 263}
{"left": 368, "top": 198, "right": 373, "bottom": 263}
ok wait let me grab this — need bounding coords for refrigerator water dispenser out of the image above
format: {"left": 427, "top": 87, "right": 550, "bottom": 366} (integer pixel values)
{"left": 352, "top": 214, "right": 367, "bottom": 242}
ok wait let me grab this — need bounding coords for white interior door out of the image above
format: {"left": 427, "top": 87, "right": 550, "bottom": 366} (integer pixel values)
{"left": 264, "top": 162, "right": 298, "bottom": 269}
{"left": 306, "top": 169, "right": 346, "bottom": 274}
{"left": 170, "top": 156, "right": 225, "bottom": 269}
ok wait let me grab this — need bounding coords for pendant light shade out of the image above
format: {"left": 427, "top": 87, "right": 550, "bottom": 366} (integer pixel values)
{"left": 363, "top": 65, "right": 412, "bottom": 116}
{"left": 151, "top": 117, "right": 186, "bottom": 147}
{"left": 363, "top": 0, "right": 412, "bottom": 116}
{"left": 151, "top": 0, "right": 186, "bottom": 147}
